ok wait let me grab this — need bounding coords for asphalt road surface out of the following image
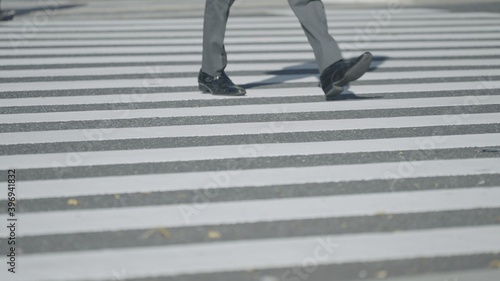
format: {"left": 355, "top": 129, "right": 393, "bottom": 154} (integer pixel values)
{"left": 0, "top": 1, "right": 500, "bottom": 281}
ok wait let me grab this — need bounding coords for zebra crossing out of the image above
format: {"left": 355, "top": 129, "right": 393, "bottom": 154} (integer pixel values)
{"left": 0, "top": 6, "right": 500, "bottom": 281}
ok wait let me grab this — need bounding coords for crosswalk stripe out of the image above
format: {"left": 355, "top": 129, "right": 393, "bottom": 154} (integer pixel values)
{"left": 0, "top": 87, "right": 317, "bottom": 105}
{"left": 317, "top": 9, "right": 446, "bottom": 14}
{"left": 1, "top": 80, "right": 498, "bottom": 106}
{"left": 1, "top": 59, "right": 499, "bottom": 81}
{"left": 1, "top": 96, "right": 499, "bottom": 124}
{"left": 4, "top": 20, "right": 500, "bottom": 32}
{"left": 1, "top": 187, "right": 498, "bottom": 237}
{"left": 322, "top": 9, "right": 470, "bottom": 14}
{"left": 2, "top": 133, "right": 499, "bottom": 170}
{"left": 3, "top": 59, "right": 500, "bottom": 79}
{"left": 4, "top": 12, "right": 497, "bottom": 27}
{"left": 9, "top": 225, "right": 500, "bottom": 281}
{"left": 3, "top": 49, "right": 500, "bottom": 66}
{"left": 352, "top": 269, "right": 500, "bottom": 281}
{"left": 12, "top": 209, "right": 500, "bottom": 256}
{"left": 2, "top": 70, "right": 499, "bottom": 92}
{"left": 4, "top": 33, "right": 500, "bottom": 47}
{"left": 1, "top": 112, "right": 499, "bottom": 145}
{"left": 9, "top": 26, "right": 500, "bottom": 39}
{"left": 2, "top": 10, "right": 462, "bottom": 28}
{"left": 7, "top": 158, "right": 500, "bottom": 200}
{"left": 2, "top": 41, "right": 500, "bottom": 56}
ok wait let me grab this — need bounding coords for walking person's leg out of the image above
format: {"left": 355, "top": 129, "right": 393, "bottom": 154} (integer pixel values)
{"left": 201, "top": 0, "right": 233, "bottom": 77}
{"left": 288, "top": 0, "right": 372, "bottom": 99}
{"left": 198, "top": 0, "right": 246, "bottom": 96}
{"left": 288, "top": 0, "right": 343, "bottom": 72}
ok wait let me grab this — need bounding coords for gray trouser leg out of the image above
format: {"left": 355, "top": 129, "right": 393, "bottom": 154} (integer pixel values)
{"left": 201, "top": 0, "right": 235, "bottom": 77}
{"left": 288, "top": 0, "right": 343, "bottom": 72}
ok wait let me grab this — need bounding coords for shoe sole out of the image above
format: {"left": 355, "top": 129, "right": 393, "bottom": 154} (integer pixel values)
{"left": 325, "top": 52, "right": 373, "bottom": 100}
{"left": 324, "top": 85, "right": 345, "bottom": 100}
{"left": 198, "top": 83, "right": 247, "bottom": 96}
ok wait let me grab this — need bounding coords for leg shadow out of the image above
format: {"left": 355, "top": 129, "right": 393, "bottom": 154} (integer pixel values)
{"left": 240, "top": 55, "right": 390, "bottom": 101}
{"left": 241, "top": 61, "right": 319, "bottom": 89}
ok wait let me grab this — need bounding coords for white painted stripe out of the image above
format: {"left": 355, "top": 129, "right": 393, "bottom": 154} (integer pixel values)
{"left": 0, "top": 75, "right": 316, "bottom": 92}
{"left": 2, "top": 59, "right": 500, "bottom": 79}
{"left": 0, "top": 75, "right": 310, "bottom": 92}
{"left": 2, "top": 95, "right": 500, "bottom": 124}
{"left": 2, "top": 49, "right": 500, "bottom": 66}
{"left": 1, "top": 112, "right": 499, "bottom": 145}
{"left": 1, "top": 80, "right": 499, "bottom": 107}
{"left": 3, "top": 69, "right": 500, "bottom": 92}
{"left": 5, "top": 25, "right": 500, "bottom": 39}
{"left": 12, "top": 26, "right": 500, "bottom": 40}
{"left": 341, "top": 80, "right": 500, "bottom": 94}
{"left": 4, "top": 20, "right": 500, "bottom": 32}
{"left": 272, "top": 8, "right": 449, "bottom": 14}
{"left": 3, "top": 41, "right": 500, "bottom": 56}
{"left": 4, "top": 12, "right": 495, "bottom": 27}
{"left": 4, "top": 157, "right": 500, "bottom": 200}
{"left": 358, "top": 69, "right": 500, "bottom": 79}
{"left": 1, "top": 187, "right": 499, "bottom": 237}
{"left": 0, "top": 10, "right": 456, "bottom": 29}
{"left": 0, "top": 87, "right": 323, "bottom": 107}
{"left": 8, "top": 226, "right": 499, "bottom": 281}
{"left": 355, "top": 269, "right": 500, "bottom": 281}
{"left": 323, "top": 8, "right": 465, "bottom": 14}
{"left": 12, "top": 18, "right": 494, "bottom": 33}
{"left": 0, "top": 62, "right": 275, "bottom": 78}
{"left": 1, "top": 15, "right": 455, "bottom": 27}
{"left": 2, "top": 133, "right": 499, "bottom": 170}
{"left": 5, "top": 33, "right": 500, "bottom": 47}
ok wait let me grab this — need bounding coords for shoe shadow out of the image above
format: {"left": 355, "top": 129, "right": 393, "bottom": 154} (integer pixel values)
{"left": 240, "top": 55, "right": 389, "bottom": 101}
{"left": 327, "top": 85, "right": 377, "bottom": 101}
{"left": 241, "top": 61, "right": 319, "bottom": 89}
{"left": 4, "top": 4, "right": 84, "bottom": 17}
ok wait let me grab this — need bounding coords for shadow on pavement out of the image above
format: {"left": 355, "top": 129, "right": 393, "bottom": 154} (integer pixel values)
{"left": 241, "top": 55, "right": 389, "bottom": 101}
{"left": 9, "top": 4, "right": 84, "bottom": 17}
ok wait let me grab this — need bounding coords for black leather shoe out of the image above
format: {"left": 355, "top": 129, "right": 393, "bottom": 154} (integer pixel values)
{"left": 198, "top": 70, "right": 246, "bottom": 96}
{"left": 0, "top": 10, "right": 15, "bottom": 21}
{"left": 320, "top": 52, "right": 373, "bottom": 100}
